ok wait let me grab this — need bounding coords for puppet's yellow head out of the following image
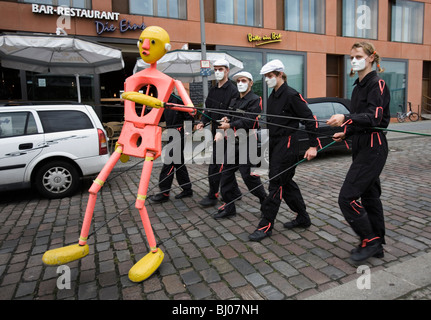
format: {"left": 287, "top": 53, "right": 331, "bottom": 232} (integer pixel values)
{"left": 137, "top": 26, "right": 171, "bottom": 65}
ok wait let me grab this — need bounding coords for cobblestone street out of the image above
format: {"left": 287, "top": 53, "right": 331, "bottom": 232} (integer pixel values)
{"left": 0, "top": 132, "right": 430, "bottom": 301}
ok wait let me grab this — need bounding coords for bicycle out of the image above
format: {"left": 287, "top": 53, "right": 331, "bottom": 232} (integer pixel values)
{"left": 397, "top": 102, "right": 420, "bottom": 123}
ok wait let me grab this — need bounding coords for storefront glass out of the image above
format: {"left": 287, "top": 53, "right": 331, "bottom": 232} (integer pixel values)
{"left": 391, "top": 0, "right": 424, "bottom": 44}
{"left": 267, "top": 52, "right": 305, "bottom": 95}
{"left": 224, "top": 50, "right": 264, "bottom": 98}
{"left": 284, "top": 0, "right": 325, "bottom": 34}
{"left": 342, "top": 0, "right": 378, "bottom": 39}
{"left": 345, "top": 58, "right": 407, "bottom": 116}
{"left": 26, "top": 73, "right": 94, "bottom": 103}
{"left": 215, "top": 0, "right": 262, "bottom": 27}
{"left": 216, "top": 47, "right": 306, "bottom": 113}
{"left": 0, "top": 67, "right": 21, "bottom": 101}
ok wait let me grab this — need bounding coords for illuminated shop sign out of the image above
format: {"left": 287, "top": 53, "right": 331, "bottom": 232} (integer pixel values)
{"left": 32, "top": 4, "right": 120, "bottom": 20}
{"left": 31, "top": 4, "right": 146, "bottom": 35}
{"left": 95, "top": 20, "right": 146, "bottom": 35}
{"left": 247, "top": 32, "right": 282, "bottom": 46}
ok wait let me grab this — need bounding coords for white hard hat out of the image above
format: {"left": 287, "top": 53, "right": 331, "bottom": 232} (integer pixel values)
{"left": 213, "top": 59, "right": 230, "bottom": 68}
{"left": 260, "top": 59, "right": 285, "bottom": 75}
{"left": 233, "top": 71, "right": 253, "bottom": 82}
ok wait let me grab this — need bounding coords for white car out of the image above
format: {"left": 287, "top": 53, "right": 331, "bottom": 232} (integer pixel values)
{"left": 0, "top": 103, "right": 110, "bottom": 199}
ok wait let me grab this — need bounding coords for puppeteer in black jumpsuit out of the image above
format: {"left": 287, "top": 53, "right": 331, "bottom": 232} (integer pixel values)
{"left": 149, "top": 94, "right": 194, "bottom": 203}
{"left": 215, "top": 90, "right": 267, "bottom": 219}
{"left": 199, "top": 79, "right": 240, "bottom": 206}
{"left": 338, "top": 70, "right": 390, "bottom": 260}
{"left": 250, "top": 82, "right": 318, "bottom": 240}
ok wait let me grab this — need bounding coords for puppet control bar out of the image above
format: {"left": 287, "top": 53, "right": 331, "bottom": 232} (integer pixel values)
{"left": 121, "top": 92, "right": 431, "bottom": 138}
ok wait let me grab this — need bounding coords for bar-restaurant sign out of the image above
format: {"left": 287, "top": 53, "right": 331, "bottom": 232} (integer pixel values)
{"left": 31, "top": 4, "right": 146, "bottom": 35}
{"left": 247, "top": 32, "right": 282, "bottom": 46}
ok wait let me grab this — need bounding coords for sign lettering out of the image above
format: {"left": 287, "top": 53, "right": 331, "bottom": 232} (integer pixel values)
{"left": 247, "top": 32, "right": 282, "bottom": 46}
{"left": 32, "top": 4, "right": 120, "bottom": 21}
{"left": 31, "top": 4, "right": 146, "bottom": 35}
{"left": 95, "top": 19, "right": 146, "bottom": 35}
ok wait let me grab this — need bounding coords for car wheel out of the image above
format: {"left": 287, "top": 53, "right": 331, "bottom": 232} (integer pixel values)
{"left": 34, "top": 160, "right": 80, "bottom": 199}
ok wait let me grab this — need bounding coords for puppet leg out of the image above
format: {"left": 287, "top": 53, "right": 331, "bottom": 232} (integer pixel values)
{"left": 42, "top": 146, "right": 124, "bottom": 265}
{"left": 128, "top": 152, "right": 164, "bottom": 282}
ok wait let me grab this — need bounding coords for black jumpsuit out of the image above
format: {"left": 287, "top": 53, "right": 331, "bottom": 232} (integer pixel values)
{"left": 219, "top": 91, "right": 267, "bottom": 215}
{"left": 158, "top": 95, "right": 193, "bottom": 195}
{"left": 201, "top": 80, "right": 240, "bottom": 199}
{"left": 338, "top": 71, "right": 390, "bottom": 244}
{"left": 258, "top": 82, "right": 318, "bottom": 232}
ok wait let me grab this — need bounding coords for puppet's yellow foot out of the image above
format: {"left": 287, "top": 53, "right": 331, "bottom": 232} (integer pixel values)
{"left": 42, "top": 244, "right": 89, "bottom": 265}
{"left": 128, "top": 249, "right": 164, "bottom": 282}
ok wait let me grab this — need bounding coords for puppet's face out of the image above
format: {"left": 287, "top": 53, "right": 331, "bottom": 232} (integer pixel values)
{"left": 137, "top": 26, "right": 171, "bottom": 64}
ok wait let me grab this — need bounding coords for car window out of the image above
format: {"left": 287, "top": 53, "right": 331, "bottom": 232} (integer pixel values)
{"left": 38, "top": 110, "right": 93, "bottom": 133}
{"left": 0, "top": 112, "right": 38, "bottom": 138}
{"left": 333, "top": 102, "right": 349, "bottom": 114}
{"left": 308, "top": 102, "right": 334, "bottom": 120}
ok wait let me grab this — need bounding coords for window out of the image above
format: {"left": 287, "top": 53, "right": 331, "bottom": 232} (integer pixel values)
{"left": 22, "top": 0, "right": 90, "bottom": 8}
{"left": 390, "top": 0, "right": 424, "bottom": 44}
{"left": 267, "top": 53, "right": 305, "bottom": 95}
{"left": 0, "top": 112, "right": 38, "bottom": 138}
{"left": 342, "top": 0, "right": 378, "bottom": 39}
{"left": 216, "top": 0, "right": 263, "bottom": 27}
{"left": 224, "top": 50, "right": 265, "bottom": 98}
{"left": 38, "top": 111, "right": 93, "bottom": 133}
{"left": 308, "top": 103, "right": 335, "bottom": 120}
{"left": 219, "top": 48, "right": 305, "bottom": 112}
{"left": 129, "top": 0, "right": 187, "bottom": 19}
{"left": 27, "top": 73, "right": 94, "bottom": 103}
{"left": 333, "top": 102, "right": 350, "bottom": 115}
{"left": 345, "top": 57, "right": 407, "bottom": 116}
{"left": 285, "top": 0, "right": 325, "bottom": 34}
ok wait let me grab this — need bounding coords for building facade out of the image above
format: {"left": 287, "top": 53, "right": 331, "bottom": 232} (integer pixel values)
{"left": 0, "top": 0, "right": 430, "bottom": 117}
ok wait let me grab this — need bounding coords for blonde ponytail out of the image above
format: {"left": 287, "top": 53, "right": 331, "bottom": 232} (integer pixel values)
{"left": 350, "top": 41, "right": 385, "bottom": 77}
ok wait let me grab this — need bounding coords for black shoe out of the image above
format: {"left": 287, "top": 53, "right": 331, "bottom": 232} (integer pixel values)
{"left": 283, "top": 218, "right": 311, "bottom": 229}
{"left": 350, "top": 238, "right": 383, "bottom": 262}
{"left": 149, "top": 193, "right": 169, "bottom": 203}
{"left": 249, "top": 226, "right": 272, "bottom": 242}
{"left": 213, "top": 209, "right": 236, "bottom": 220}
{"left": 175, "top": 189, "right": 193, "bottom": 199}
{"left": 350, "top": 243, "right": 384, "bottom": 258}
{"left": 199, "top": 196, "right": 218, "bottom": 207}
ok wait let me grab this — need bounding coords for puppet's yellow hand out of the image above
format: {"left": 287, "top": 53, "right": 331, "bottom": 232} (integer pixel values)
{"left": 121, "top": 92, "right": 164, "bottom": 109}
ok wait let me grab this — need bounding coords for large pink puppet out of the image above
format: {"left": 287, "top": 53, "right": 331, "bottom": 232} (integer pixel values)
{"left": 42, "top": 26, "right": 195, "bottom": 282}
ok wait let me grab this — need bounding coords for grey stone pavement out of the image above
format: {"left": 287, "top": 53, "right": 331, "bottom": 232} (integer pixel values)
{"left": 0, "top": 121, "right": 430, "bottom": 303}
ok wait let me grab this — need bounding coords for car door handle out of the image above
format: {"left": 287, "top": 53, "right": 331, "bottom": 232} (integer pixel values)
{"left": 19, "top": 143, "right": 33, "bottom": 150}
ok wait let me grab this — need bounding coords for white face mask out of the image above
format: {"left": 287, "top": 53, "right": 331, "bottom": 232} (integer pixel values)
{"left": 351, "top": 57, "right": 367, "bottom": 72}
{"left": 214, "top": 71, "right": 225, "bottom": 81}
{"left": 265, "top": 76, "right": 277, "bottom": 88}
{"left": 237, "top": 82, "right": 249, "bottom": 93}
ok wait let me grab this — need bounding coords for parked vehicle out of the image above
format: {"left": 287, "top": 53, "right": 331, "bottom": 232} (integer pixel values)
{"left": 0, "top": 102, "right": 109, "bottom": 199}
{"left": 302, "top": 97, "right": 352, "bottom": 152}
{"left": 259, "top": 97, "right": 352, "bottom": 167}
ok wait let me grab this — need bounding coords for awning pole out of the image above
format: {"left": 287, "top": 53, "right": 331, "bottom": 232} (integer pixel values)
{"left": 75, "top": 74, "right": 82, "bottom": 103}
{"left": 199, "top": 0, "right": 208, "bottom": 103}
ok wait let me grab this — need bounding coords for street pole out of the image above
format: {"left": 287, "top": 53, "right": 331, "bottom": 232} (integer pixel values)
{"left": 199, "top": 0, "right": 208, "bottom": 103}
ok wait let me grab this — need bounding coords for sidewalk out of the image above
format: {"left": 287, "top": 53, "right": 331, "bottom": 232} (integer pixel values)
{"left": 310, "top": 119, "right": 431, "bottom": 300}
{"left": 385, "top": 119, "right": 431, "bottom": 141}
{"left": 309, "top": 252, "right": 431, "bottom": 300}
{"left": 0, "top": 120, "right": 430, "bottom": 301}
